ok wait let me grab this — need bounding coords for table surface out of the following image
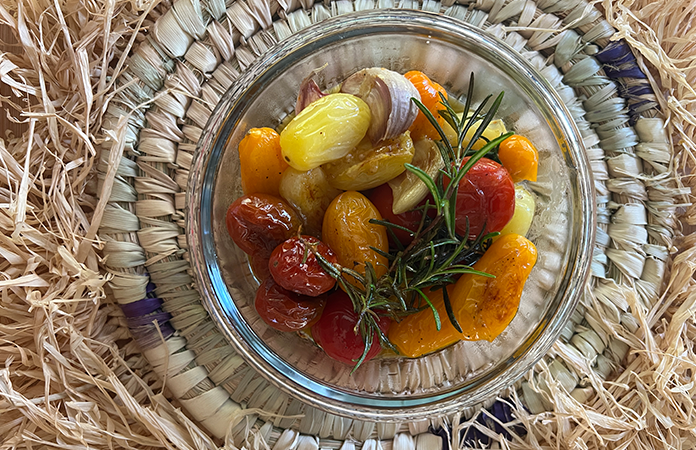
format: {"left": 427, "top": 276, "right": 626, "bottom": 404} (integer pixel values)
{"left": 1, "top": 25, "right": 27, "bottom": 139}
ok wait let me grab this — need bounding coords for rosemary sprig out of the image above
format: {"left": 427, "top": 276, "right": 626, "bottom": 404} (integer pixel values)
{"left": 312, "top": 74, "right": 513, "bottom": 371}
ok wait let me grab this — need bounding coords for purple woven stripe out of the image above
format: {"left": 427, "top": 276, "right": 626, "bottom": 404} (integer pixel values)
{"left": 604, "top": 66, "right": 647, "bottom": 79}
{"left": 622, "top": 85, "right": 654, "bottom": 97}
{"left": 596, "top": 40, "right": 647, "bottom": 79}
{"left": 431, "top": 398, "right": 526, "bottom": 449}
{"left": 120, "top": 297, "right": 163, "bottom": 318}
{"left": 595, "top": 40, "right": 632, "bottom": 64}
{"left": 594, "top": 39, "right": 658, "bottom": 124}
{"left": 126, "top": 311, "right": 173, "bottom": 328}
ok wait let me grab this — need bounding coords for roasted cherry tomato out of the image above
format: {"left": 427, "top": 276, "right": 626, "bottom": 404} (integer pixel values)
{"left": 238, "top": 127, "right": 288, "bottom": 196}
{"left": 388, "top": 233, "right": 537, "bottom": 357}
{"left": 312, "top": 290, "right": 390, "bottom": 365}
{"left": 404, "top": 71, "right": 449, "bottom": 141}
{"left": 322, "top": 191, "right": 388, "bottom": 286}
{"left": 249, "top": 254, "right": 271, "bottom": 281}
{"left": 226, "top": 193, "right": 301, "bottom": 258}
{"left": 269, "top": 235, "right": 337, "bottom": 297}
{"left": 498, "top": 134, "right": 539, "bottom": 182}
{"left": 453, "top": 157, "right": 515, "bottom": 238}
{"left": 369, "top": 183, "right": 424, "bottom": 246}
{"left": 255, "top": 278, "right": 325, "bottom": 332}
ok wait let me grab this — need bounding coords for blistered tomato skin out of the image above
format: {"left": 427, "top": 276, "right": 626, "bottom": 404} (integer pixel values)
{"left": 322, "top": 191, "right": 389, "bottom": 284}
{"left": 312, "top": 290, "right": 390, "bottom": 365}
{"left": 450, "top": 234, "right": 537, "bottom": 340}
{"left": 388, "top": 234, "right": 537, "bottom": 357}
{"left": 269, "top": 236, "right": 338, "bottom": 297}
{"left": 226, "top": 193, "right": 301, "bottom": 258}
{"left": 255, "top": 278, "right": 326, "bottom": 332}
{"left": 387, "top": 287, "right": 452, "bottom": 358}
{"left": 454, "top": 157, "right": 515, "bottom": 238}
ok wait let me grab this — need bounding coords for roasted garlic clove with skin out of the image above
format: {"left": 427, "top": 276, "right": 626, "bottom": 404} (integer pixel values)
{"left": 341, "top": 68, "right": 421, "bottom": 143}
{"left": 388, "top": 138, "right": 445, "bottom": 214}
{"left": 278, "top": 166, "right": 342, "bottom": 237}
{"left": 323, "top": 132, "right": 415, "bottom": 191}
{"left": 295, "top": 75, "right": 326, "bottom": 115}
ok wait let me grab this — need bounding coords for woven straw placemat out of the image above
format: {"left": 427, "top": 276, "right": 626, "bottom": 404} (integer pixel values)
{"left": 0, "top": 0, "right": 694, "bottom": 448}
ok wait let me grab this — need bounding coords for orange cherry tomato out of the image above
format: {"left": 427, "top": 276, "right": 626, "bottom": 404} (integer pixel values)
{"left": 322, "top": 191, "right": 388, "bottom": 287}
{"left": 404, "top": 71, "right": 449, "bottom": 141}
{"left": 498, "top": 135, "right": 539, "bottom": 182}
{"left": 238, "top": 127, "right": 289, "bottom": 196}
{"left": 388, "top": 234, "right": 537, "bottom": 357}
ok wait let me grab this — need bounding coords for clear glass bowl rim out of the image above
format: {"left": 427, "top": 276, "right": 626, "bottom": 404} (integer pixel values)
{"left": 187, "top": 9, "right": 596, "bottom": 422}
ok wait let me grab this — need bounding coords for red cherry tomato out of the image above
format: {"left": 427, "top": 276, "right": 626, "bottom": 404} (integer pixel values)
{"left": 312, "top": 290, "right": 390, "bottom": 365}
{"left": 226, "top": 193, "right": 301, "bottom": 258}
{"left": 269, "top": 235, "right": 337, "bottom": 297}
{"left": 454, "top": 157, "right": 515, "bottom": 238}
{"left": 368, "top": 184, "right": 424, "bottom": 246}
{"left": 255, "top": 278, "right": 325, "bottom": 332}
{"left": 249, "top": 255, "right": 271, "bottom": 281}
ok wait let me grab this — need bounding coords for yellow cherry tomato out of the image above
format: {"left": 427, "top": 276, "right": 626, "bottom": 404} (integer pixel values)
{"left": 498, "top": 134, "right": 539, "bottom": 182}
{"left": 388, "top": 234, "right": 537, "bottom": 357}
{"left": 238, "top": 128, "right": 288, "bottom": 196}
{"left": 497, "top": 185, "right": 535, "bottom": 238}
{"left": 322, "top": 191, "right": 388, "bottom": 288}
{"left": 280, "top": 93, "right": 371, "bottom": 171}
{"left": 460, "top": 118, "right": 507, "bottom": 150}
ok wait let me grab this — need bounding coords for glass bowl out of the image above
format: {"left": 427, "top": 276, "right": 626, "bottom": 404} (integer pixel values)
{"left": 188, "top": 9, "right": 595, "bottom": 422}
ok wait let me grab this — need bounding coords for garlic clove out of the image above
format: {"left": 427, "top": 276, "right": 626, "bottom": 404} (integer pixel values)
{"left": 295, "top": 76, "right": 326, "bottom": 115}
{"left": 388, "top": 138, "right": 444, "bottom": 214}
{"left": 323, "top": 131, "right": 415, "bottom": 191}
{"left": 341, "top": 68, "right": 420, "bottom": 143}
{"left": 295, "top": 66, "right": 330, "bottom": 115}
